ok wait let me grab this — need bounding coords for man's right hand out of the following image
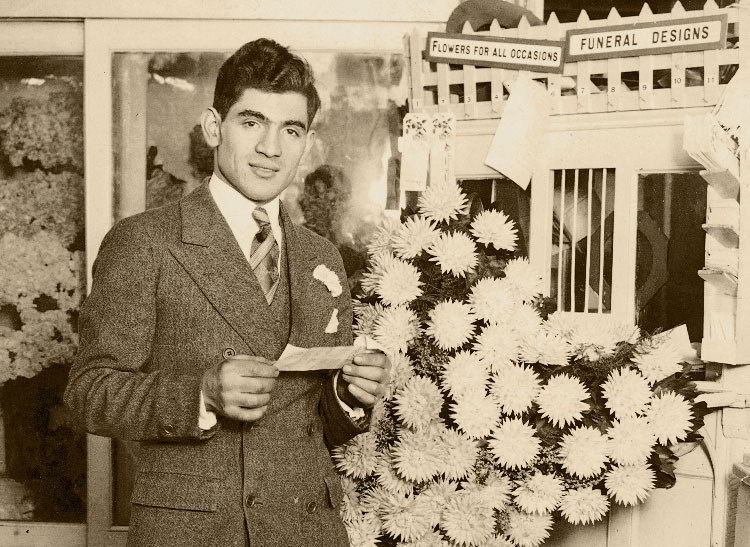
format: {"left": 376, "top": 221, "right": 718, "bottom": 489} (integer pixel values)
{"left": 201, "top": 355, "right": 279, "bottom": 422}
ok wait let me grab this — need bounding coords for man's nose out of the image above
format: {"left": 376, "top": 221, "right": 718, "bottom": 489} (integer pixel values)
{"left": 255, "top": 127, "right": 281, "bottom": 157}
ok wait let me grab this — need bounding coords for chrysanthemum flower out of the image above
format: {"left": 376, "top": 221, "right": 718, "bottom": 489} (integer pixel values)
{"left": 473, "top": 324, "right": 520, "bottom": 372}
{"left": 440, "top": 428, "right": 478, "bottom": 481}
{"left": 341, "top": 476, "right": 363, "bottom": 522}
{"left": 387, "top": 351, "right": 414, "bottom": 394}
{"left": 489, "top": 418, "right": 540, "bottom": 469}
{"left": 607, "top": 416, "right": 656, "bottom": 465}
{"left": 440, "top": 491, "right": 495, "bottom": 547}
{"left": 359, "top": 485, "right": 394, "bottom": 515}
{"left": 605, "top": 463, "right": 655, "bottom": 505}
{"left": 502, "top": 258, "right": 543, "bottom": 303}
{"left": 441, "top": 350, "right": 488, "bottom": 402}
{"left": 646, "top": 391, "right": 694, "bottom": 445}
{"left": 470, "top": 209, "right": 518, "bottom": 251}
{"left": 519, "top": 330, "right": 572, "bottom": 366}
{"left": 400, "top": 528, "right": 449, "bottom": 547}
{"left": 374, "top": 305, "right": 420, "bottom": 354}
{"left": 477, "top": 536, "right": 514, "bottom": 547}
{"left": 450, "top": 395, "right": 500, "bottom": 440}
{"left": 559, "top": 487, "right": 609, "bottom": 525}
{"left": 544, "top": 312, "right": 640, "bottom": 360}
{"left": 601, "top": 367, "right": 652, "bottom": 418}
{"left": 345, "top": 513, "right": 383, "bottom": 547}
{"left": 419, "top": 478, "right": 458, "bottom": 526}
{"left": 380, "top": 493, "right": 433, "bottom": 542}
{"left": 394, "top": 376, "right": 444, "bottom": 431}
{"left": 333, "top": 431, "right": 378, "bottom": 479}
{"left": 559, "top": 426, "right": 609, "bottom": 478}
{"left": 536, "top": 374, "right": 590, "bottom": 428}
{"left": 489, "top": 364, "right": 540, "bottom": 416}
{"left": 632, "top": 337, "right": 684, "bottom": 385}
{"left": 366, "top": 216, "right": 402, "bottom": 257}
{"left": 392, "top": 429, "right": 445, "bottom": 483}
{"left": 481, "top": 472, "right": 513, "bottom": 510}
{"left": 513, "top": 473, "right": 565, "bottom": 515}
{"left": 426, "top": 300, "right": 476, "bottom": 350}
{"left": 353, "top": 301, "right": 384, "bottom": 338}
{"left": 511, "top": 302, "right": 543, "bottom": 339}
{"left": 469, "top": 277, "right": 517, "bottom": 324}
{"left": 418, "top": 180, "right": 469, "bottom": 224}
{"left": 393, "top": 215, "right": 441, "bottom": 259}
{"left": 376, "top": 453, "right": 414, "bottom": 496}
{"left": 428, "top": 232, "right": 478, "bottom": 277}
{"left": 504, "top": 509, "right": 553, "bottom": 547}
{"left": 376, "top": 257, "right": 423, "bottom": 306}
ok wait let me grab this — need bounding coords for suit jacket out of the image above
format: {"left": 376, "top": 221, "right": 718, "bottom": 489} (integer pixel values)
{"left": 64, "top": 183, "right": 365, "bottom": 547}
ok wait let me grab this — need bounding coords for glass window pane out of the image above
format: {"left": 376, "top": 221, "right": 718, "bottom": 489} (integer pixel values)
{"left": 0, "top": 56, "right": 86, "bottom": 523}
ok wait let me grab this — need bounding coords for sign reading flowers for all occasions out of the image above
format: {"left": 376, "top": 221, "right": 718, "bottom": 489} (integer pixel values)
{"left": 566, "top": 14, "right": 727, "bottom": 61}
{"left": 336, "top": 179, "right": 707, "bottom": 547}
{"left": 426, "top": 32, "right": 565, "bottom": 73}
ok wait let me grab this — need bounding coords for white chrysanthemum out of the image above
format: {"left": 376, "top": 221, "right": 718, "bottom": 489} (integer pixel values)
{"left": 559, "top": 487, "right": 609, "bottom": 525}
{"left": 394, "top": 376, "right": 444, "bottom": 431}
{"left": 605, "top": 463, "right": 655, "bottom": 506}
{"left": 377, "top": 257, "right": 423, "bottom": 307}
{"left": 380, "top": 493, "right": 433, "bottom": 542}
{"left": 392, "top": 429, "right": 445, "bottom": 483}
{"left": 341, "top": 476, "right": 363, "bottom": 523}
{"left": 376, "top": 453, "right": 414, "bottom": 496}
{"left": 440, "top": 428, "right": 478, "bottom": 481}
{"left": 489, "top": 364, "right": 540, "bottom": 416}
{"left": 559, "top": 426, "right": 609, "bottom": 479}
{"left": 473, "top": 324, "right": 520, "bottom": 372}
{"left": 440, "top": 491, "right": 495, "bottom": 547}
{"left": 345, "top": 513, "right": 382, "bottom": 547}
{"left": 505, "top": 509, "right": 553, "bottom": 547}
{"left": 544, "top": 312, "right": 640, "bottom": 361}
{"left": 632, "top": 337, "right": 684, "bottom": 385}
{"left": 536, "top": 374, "right": 590, "bottom": 428}
{"left": 510, "top": 302, "right": 543, "bottom": 339}
{"left": 367, "top": 216, "right": 402, "bottom": 257}
{"left": 513, "top": 473, "right": 565, "bottom": 515}
{"left": 426, "top": 300, "right": 476, "bottom": 350}
{"left": 393, "top": 215, "right": 441, "bottom": 259}
{"left": 361, "top": 251, "right": 399, "bottom": 296}
{"left": 418, "top": 478, "right": 458, "bottom": 527}
{"left": 519, "top": 330, "right": 572, "bottom": 366}
{"left": 388, "top": 351, "right": 414, "bottom": 394}
{"left": 333, "top": 431, "right": 378, "bottom": 479}
{"left": 353, "top": 301, "right": 385, "bottom": 338}
{"left": 502, "top": 258, "right": 543, "bottom": 303}
{"left": 399, "top": 528, "right": 449, "bottom": 547}
{"left": 601, "top": 367, "right": 652, "bottom": 418}
{"left": 607, "top": 416, "right": 656, "bottom": 465}
{"left": 418, "top": 180, "right": 469, "bottom": 224}
{"left": 374, "top": 306, "right": 420, "bottom": 354}
{"left": 647, "top": 391, "right": 694, "bottom": 445}
{"left": 450, "top": 395, "right": 500, "bottom": 440}
{"left": 428, "top": 232, "right": 478, "bottom": 277}
{"left": 359, "top": 485, "right": 394, "bottom": 515}
{"left": 482, "top": 472, "right": 513, "bottom": 510}
{"left": 469, "top": 277, "right": 517, "bottom": 324}
{"left": 489, "top": 418, "right": 540, "bottom": 470}
{"left": 442, "top": 350, "right": 488, "bottom": 402}
{"left": 470, "top": 209, "right": 518, "bottom": 251}
{"left": 477, "top": 536, "right": 514, "bottom": 547}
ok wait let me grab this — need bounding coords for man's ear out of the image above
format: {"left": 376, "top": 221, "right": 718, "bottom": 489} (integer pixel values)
{"left": 201, "top": 107, "right": 222, "bottom": 148}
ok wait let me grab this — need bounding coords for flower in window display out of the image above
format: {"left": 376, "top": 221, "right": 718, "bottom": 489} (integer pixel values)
{"left": 340, "top": 476, "right": 363, "bottom": 523}
{"left": 394, "top": 375, "right": 444, "bottom": 431}
{"left": 604, "top": 463, "right": 655, "bottom": 506}
{"left": 359, "top": 485, "right": 392, "bottom": 516}
{"left": 375, "top": 452, "right": 414, "bottom": 497}
{"left": 426, "top": 300, "right": 476, "bottom": 351}
{"left": 391, "top": 429, "right": 444, "bottom": 483}
{"left": 386, "top": 351, "right": 414, "bottom": 395}
{"left": 631, "top": 336, "right": 684, "bottom": 385}
{"left": 470, "top": 209, "right": 518, "bottom": 251}
{"left": 519, "top": 330, "right": 572, "bottom": 367}
{"left": 559, "top": 426, "right": 609, "bottom": 479}
{"left": 607, "top": 416, "right": 657, "bottom": 466}
{"left": 504, "top": 509, "right": 553, "bottom": 547}
{"left": 601, "top": 367, "right": 653, "bottom": 418}
{"left": 440, "top": 490, "right": 495, "bottom": 547}
{"left": 333, "top": 430, "right": 378, "bottom": 480}
{"left": 419, "top": 478, "right": 458, "bottom": 520}
{"left": 513, "top": 473, "right": 565, "bottom": 515}
{"left": 450, "top": 395, "right": 500, "bottom": 440}
{"left": 479, "top": 472, "right": 513, "bottom": 510}
{"left": 366, "top": 216, "right": 402, "bottom": 256}
{"left": 469, "top": 276, "right": 516, "bottom": 325}
{"left": 502, "top": 258, "right": 543, "bottom": 304}
{"left": 473, "top": 323, "right": 520, "bottom": 372}
{"left": 441, "top": 350, "right": 488, "bottom": 402}
{"left": 345, "top": 513, "right": 383, "bottom": 547}
{"left": 536, "top": 374, "right": 590, "bottom": 428}
{"left": 440, "top": 428, "right": 479, "bottom": 481}
{"left": 489, "top": 364, "right": 540, "bottom": 416}
{"left": 510, "top": 302, "right": 544, "bottom": 340}
{"left": 489, "top": 418, "right": 540, "bottom": 470}
{"left": 544, "top": 312, "right": 639, "bottom": 361}
{"left": 559, "top": 487, "right": 610, "bottom": 525}
{"left": 376, "top": 257, "right": 423, "bottom": 307}
{"left": 478, "top": 536, "right": 514, "bottom": 547}
{"left": 428, "top": 231, "right": 478, "bottom": 277}
{"left": 380, "top": 492, "right": 434, "bottom": 543}
{"left": 646, "top": 391, "right": 694, "bottom": 445}
{"left": 418, "top": 180, "right": 469, "bottom": 224}
{"left": 392, "top": 215, "right": 441, "bottom": 259}
{"left": 361, "top": 250, "right": 399, "bottom": 296}
{"left": 373, "top": 305, "right": 420, "bottom": 354}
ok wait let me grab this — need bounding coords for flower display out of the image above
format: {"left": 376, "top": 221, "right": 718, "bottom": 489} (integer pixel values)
{"left": 337, "top": 189, "right": 706, "bottom": 546}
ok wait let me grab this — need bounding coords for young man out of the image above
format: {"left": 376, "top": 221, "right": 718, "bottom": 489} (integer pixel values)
{"left": 65, "top": 39, "right": 389, "bottom": 547}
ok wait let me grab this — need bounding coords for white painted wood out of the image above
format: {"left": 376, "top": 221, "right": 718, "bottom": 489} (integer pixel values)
{"left": 0, "top": 523, "right": 86, "bottom": 547}
{"left": 0, "top": 21, "right": 83, "bottom": 54}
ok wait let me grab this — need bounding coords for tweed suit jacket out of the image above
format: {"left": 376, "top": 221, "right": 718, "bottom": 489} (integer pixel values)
{"left": 64, "top": 182, "right": 366, "bottom": 547}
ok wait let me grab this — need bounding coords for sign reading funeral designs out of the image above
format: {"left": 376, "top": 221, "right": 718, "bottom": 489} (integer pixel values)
{"left": 426, "top": 32, "right": 565, "bottom": 74}
{"left": 566, "top": 14, "right": 727, "bottom": 61}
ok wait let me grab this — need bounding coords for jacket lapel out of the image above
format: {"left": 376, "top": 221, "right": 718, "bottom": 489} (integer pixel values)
{"left": 168, "top": 183, "right": 276, "bottom": 357}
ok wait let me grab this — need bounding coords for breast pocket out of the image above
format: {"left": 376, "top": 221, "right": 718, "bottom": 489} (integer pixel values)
{"left": 131, "top": 471, "right": 221, "bottom": 512}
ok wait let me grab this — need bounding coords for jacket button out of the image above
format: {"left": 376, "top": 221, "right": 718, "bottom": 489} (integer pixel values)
{"left": 306, "top": 424, "right": 315, "bottom": 436}
{"left": 163, "top": 425, "right": 174, "bottom": 435}
{"left": 245, "top": 494, "right": 259, "bottom": 507}
{"left": 223, "top": 347, "right": 236, "bottom": 359}
{"left": 306, "top": 501, "right": 317, "bottom": 514}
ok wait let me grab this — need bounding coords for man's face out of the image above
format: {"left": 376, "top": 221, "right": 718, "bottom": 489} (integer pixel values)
{"left": 214, "top": 88, "right": 312, "bottom": 204}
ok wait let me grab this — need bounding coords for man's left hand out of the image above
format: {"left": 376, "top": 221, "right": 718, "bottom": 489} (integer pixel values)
{"left": 338, "top": 351, "right": 390, "bottom": 409}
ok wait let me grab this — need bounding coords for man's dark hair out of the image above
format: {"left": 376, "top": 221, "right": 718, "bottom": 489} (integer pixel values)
{"left": 213, "top": 38, "right": 321, "bottom": 127}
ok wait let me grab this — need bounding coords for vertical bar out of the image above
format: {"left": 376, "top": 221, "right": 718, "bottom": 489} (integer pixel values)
{"left": 703, "top": 47, "right": 720, "bottom": 105}
{"left": 607, "top": 56, "right": 623, "bottom": 111}
{"left": 437, "top": 62, "right": 450, "bottom": 111}
{"left": 464, "top": 63, "right": 477, "bottom": 118}
{"left": 639, "top": 55, "right": 655, "bottom": 110}
{"left": 570, "top": 169, "right": 580, "bottom": 312}
{"left": 557, "top": 170, "right": 566, "bottom": 311}
{"left": 671, "top": 51, "right": 687, "bottom": 108}
{"left": 409, "top": 28, "right": 425, "bottom": 112}
{"left": 598, "top": 168, "right": 608, "bottom": 313}
{"left": 585, "top": 168, "right": 594, "bottom": 313}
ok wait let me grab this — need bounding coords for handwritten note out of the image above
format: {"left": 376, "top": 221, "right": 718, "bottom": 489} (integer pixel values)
{"left": 484, "top": 75, "right": 551, "bottom": 190}
{"left": 276, "top": 344, "right": 357, "bottom": 372}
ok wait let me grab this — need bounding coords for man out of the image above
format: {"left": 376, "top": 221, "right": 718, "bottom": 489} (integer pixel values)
{"left": 65, "top": 39, "right": 390, "bottom": 547}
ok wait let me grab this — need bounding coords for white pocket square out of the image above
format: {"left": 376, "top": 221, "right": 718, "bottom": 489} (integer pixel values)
{"left": 325, "top": 309, "right": 339, "bottom": 334}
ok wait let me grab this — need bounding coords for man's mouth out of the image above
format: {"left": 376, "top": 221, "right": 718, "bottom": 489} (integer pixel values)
{"left": 249, "top": 163, "right": 279, "bottom": 177}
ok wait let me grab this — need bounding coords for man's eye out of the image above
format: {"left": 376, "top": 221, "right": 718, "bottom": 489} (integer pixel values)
{"left": 243, "top": 120, "right": 259, "bottom": 127}
{"left": 285, "top": 128, "right": 301, "bottom": 137}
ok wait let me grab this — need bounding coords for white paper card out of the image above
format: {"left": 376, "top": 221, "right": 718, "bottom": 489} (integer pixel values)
{"left": 400, "top": 113, "right": 430, "bottom": 191}
{"left": 276, "top": 344, "right": 356, "bottom": 372}
{"left": 653, "top": 324, "right": 702, "bottom": 364}
{"left": 429, "top": 113, "right": 456, "bottom": 189}
{"left": 484, "top": 76, "right": 551, "bottom": 190}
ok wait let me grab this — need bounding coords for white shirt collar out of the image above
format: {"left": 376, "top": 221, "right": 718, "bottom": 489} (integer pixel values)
{"left": 208, "top": 173, "right": 282, "bottom": 262}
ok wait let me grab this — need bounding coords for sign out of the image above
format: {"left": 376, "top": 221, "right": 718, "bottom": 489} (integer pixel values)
{"left": 425, "top": 32, "right": 565, "bottom": 74}
{"left": 566, "top": 14, "right": 727, "bottom": 61}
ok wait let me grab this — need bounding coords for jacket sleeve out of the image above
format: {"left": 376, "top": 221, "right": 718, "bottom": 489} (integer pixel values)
{"left": 64, "top": 217, "right": 211, "bottom": 443}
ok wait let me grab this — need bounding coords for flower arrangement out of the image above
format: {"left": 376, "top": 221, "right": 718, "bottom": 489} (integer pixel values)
{"left": 335, "top": 179, "right": 707, "bottom": 547}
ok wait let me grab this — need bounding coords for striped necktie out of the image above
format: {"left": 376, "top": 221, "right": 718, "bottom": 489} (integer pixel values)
{"left": 250, "top": 207, "right": 280, "bottom": 304}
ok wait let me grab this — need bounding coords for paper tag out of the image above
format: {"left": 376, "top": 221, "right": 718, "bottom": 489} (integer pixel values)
{"left": 276, "top": 344, "right": 357, "bottom": 372}
{"left": 400, "top": 113, "right": 430, "bottom": 191}
{"left": 484, "top": 75, "right": 551, "bottom": 190}
{"left": 429, "top": 113, "right": 457, "bottom": 189}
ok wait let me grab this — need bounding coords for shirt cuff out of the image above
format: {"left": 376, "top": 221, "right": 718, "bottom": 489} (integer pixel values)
{"left": 333, "top": 371, "right": 366, "bottom": 421}
{"left": 198, "top": 391, "right": 218, "bottom": 430}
